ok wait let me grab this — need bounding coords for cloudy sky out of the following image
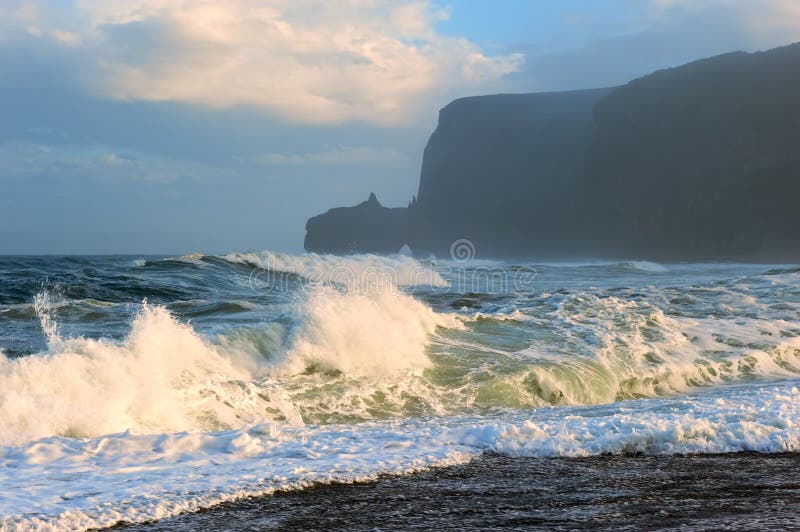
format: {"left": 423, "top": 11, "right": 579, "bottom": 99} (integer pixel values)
{"left": 2, "top": 0, "right": 799, "bottom": 254}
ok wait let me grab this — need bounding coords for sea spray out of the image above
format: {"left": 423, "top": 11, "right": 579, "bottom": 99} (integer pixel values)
{"left": 0, "top": 301, "right": 274, "bottom": 443}
{"left": 5, "top": 261, "right": 800, "bottom": 444}
{"left": 3, "top": 255, "right": 800, "bottom": 528}
{"left": 275, "top": 285, "right": 463, "bottom": 377}
{"left": 223, "top": 250, "right": 448, "bottom": 289}
{"left": 0, "top": 283, "right": 463, "bottom": 444}
{"left": 4, "top": 382, "right": 800, "bottom": 530}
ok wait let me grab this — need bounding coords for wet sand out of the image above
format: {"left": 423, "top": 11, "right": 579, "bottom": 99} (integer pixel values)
{"left": 110, "top": 452, "right": 800, "bottom": 530}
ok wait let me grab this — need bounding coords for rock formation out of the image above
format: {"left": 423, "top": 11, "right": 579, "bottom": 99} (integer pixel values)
{"left": 305, "top": 43, "right": 800, "bottom": 261}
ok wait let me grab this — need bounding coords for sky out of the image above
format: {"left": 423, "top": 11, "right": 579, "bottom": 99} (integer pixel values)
{"left": 1, "top": 0, "right": 800, "bottom": 254}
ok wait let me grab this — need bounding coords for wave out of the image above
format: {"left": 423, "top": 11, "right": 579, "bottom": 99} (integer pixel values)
{"left": 5, "top": 285, "right": 800, "bottom": 445}
{"left": 457, "top": 308, "right": 532, "bottom": 322}
{"left": 566, "top": 260, "right": 669, "bottom": 273}
{"left": 478, "top": 292, "right": 800, "bottom": 406}
{"left": 222, "top": 250, "right": 448, "bottom": 288}
{"left": 4, "top": 381, "right": 800, "bottom": 530}
{"left": 3, "top": 256, "right": 800, "bottom": 446}
{"left": 758, "top": 266, "right": 800, "bottom": 276}
{"left": 0, "top": 284, "right": 462, "bottom": 445}
{"left": 538, "top": 260, "right": 669, "bottom": 272}
{"left": 4, "top": 256, "right": 800, "bottom": 528}
{"left": 275, "top": 286, "right": 462, "bottom": 377}
{"left": 618, "top": 260, "right": 669, "bottom": 273}
{"left": 0, "top": 301, "right": 278, "bottom": 445}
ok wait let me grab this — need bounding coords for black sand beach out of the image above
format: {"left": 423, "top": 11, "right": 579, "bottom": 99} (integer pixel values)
{"left": 113, "top": 452, "right": 800, "bottom": 531}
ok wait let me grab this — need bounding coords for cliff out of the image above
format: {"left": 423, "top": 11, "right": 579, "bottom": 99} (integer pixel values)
{"left": 304, "top": 193, "right": 410, "bottom": 254}
{"left": 412, "top": 88, "right": 612, "bottom": 256}
{"left": 586, "top": 45, "right": 800, "bottom": 260}
{"left": 305, "top": 43, "right": 800, "bottom": 261}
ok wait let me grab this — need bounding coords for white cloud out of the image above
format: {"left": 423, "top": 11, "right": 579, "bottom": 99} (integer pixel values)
{"left": 0, "top": 142, "right": 228, "bottom": 182}
{"left": 49, "top": 29, "right": 79, "bottom": 46}
{"left": 253, "top": 145, "right": 409, "bottom": 167}
{"left": 644, "top": 0, "right": 800, "bottom": 44}
{"left": 509, "top": 0, "right": 800, "bottom": 93}
{"left": 7, "top": 0, "right": 523, "bottom": 125}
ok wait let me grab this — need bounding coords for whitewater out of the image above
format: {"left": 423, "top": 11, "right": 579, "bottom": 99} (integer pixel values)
{"left": 1, "top": 253, "right": 800, "bottom": 529}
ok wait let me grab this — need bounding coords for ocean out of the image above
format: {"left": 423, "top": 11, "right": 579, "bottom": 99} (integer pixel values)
{"left": 2, "top": 253, "right": 800, "bottom": 529}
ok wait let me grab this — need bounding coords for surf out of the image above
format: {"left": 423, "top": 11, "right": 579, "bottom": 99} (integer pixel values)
{"left": 2, "top": 254, "right": 800, "bottom": 529}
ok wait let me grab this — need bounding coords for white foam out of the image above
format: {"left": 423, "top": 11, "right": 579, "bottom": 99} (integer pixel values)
{"left": 0, "top": 285, "right": 465, "bottom": 445}
{"left": 457, "top": 308, "right": 532, "bottom": 323}
{"left": 3, "top": 380, "right": 800, "bottom": 530}
{"left": 0, "top": 422, "right": 475, "bottom": 530}
{"left": 275, "top": 285, "right": 463, "bottom": 377}
{"left": 223, "top": 251, "right": 448, "bottom": 288}
{"left": 0, "top": 303, "right": 279, "bottom": 445}
{"left": 620, "top": 261, "right": 669, "bottom": 273}
{"left": 473, "top": 382, "right": 800, "bottom": 457}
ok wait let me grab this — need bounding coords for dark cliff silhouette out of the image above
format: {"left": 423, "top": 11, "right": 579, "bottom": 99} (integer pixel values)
{"left": 305, "top": 43, "right": 800, "bottom": 261}
{"left": 305, "top": 193, "right": 410, "bottom": 254}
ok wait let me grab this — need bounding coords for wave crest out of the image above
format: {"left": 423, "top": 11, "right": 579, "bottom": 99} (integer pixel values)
{"left": 0, "top": 285, "right": 463, "bottom": 444}
{"left": 223, "top": 251, "right": 448, "bottom": 288}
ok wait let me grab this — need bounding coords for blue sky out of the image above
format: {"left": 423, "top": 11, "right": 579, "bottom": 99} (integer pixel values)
{"left": 439, "top": 0, "right": 648, "bottom": 51}
{"left": 1, "top": 0, "right": 799, "bottom": 254}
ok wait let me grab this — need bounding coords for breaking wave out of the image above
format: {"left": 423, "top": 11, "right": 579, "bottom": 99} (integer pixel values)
{"left": 3, "top": 266, "right": 800, "bottom": 446}
{"left": 0, "top": 283, "right": 462, "bottom": 445}
{"left": 5, "top": 382, "right": 800, "bottom": 530}
{"left": 3, "top": 253, "right": 800, "bottom": 528}
{"left": 223, "top": 250, "right": 448, "bottom": 288}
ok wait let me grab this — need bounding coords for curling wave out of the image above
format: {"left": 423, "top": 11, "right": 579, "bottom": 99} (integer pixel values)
{"left": 0, "top": 283, "right": 463, "bottom": 445}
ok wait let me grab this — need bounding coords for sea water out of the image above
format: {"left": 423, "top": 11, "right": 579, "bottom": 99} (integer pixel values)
{"left": 1, "top": 254, "right": 799, "bottom": 529}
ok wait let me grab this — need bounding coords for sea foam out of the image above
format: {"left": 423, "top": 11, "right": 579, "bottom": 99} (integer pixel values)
{"left": 3, "top": 381, "right": 800, "bottom": 530}
{"left": 0, "top": 282, "right": 461, "bottom": 445}
{"left": 223, "top": 250, "right": 448, "bottom": 288}
{"left": 3, "top": 255, "right": 800, "bottom": 529}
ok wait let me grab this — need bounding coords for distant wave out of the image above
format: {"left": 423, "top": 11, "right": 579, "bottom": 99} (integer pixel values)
{"left": 222, "top": 250, "right": 448, "bottom": 288}
{"left": 561, "top": 260, "right": 669, "bottom": 273}
{"left": 617, "top": 260, "right": 669, "bottom": 273}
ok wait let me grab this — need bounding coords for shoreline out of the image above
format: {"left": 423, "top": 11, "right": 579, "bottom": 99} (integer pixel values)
{"left": 112, "top": 451, "right": 800, "bottom": 530}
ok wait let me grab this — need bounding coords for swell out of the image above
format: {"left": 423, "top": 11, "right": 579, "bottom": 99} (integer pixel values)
{"left": 2, "top": 255, "right": 800, "bottom": 446}
{"left": 4, "top": 255, "right": 800, "bottom": 530}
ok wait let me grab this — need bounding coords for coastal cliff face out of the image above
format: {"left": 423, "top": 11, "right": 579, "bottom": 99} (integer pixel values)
{"left": 412, "top": 89, "right": 611, "bottom": 257}
{"left": 305, "top": 43, "right": 800, "bottom": 261}
{"left": 304, "top": 193, "right": 409, "bottom": 254}
{"left": 586, "top": 45, "right": 800, "bottom": 260}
